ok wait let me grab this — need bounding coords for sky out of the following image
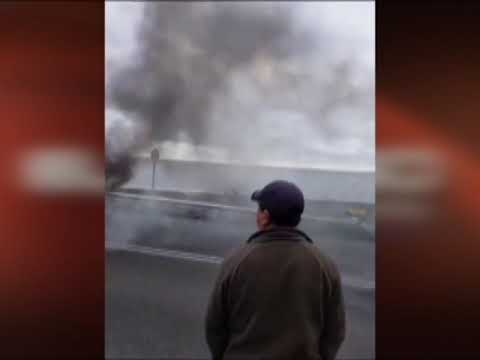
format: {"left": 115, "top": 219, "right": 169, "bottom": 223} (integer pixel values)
{"left": 106, "top": 1, "right": 375, "bottom": 172}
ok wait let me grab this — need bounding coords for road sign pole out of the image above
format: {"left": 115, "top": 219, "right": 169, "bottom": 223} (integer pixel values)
{"left": 150, "top": 147, "right": 159, "bottom": 190}
{"left": 152, "top": 161, "right": 156, "bottom": 189}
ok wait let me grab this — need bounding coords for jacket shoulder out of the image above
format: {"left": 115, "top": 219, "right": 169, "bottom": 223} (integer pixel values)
{"left": 219, "top": 243, "right": 256, "bottom": 278}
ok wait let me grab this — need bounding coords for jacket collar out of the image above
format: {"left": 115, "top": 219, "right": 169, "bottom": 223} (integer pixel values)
{"left": 247, "top": 227, "right": 313, "bottom": 244}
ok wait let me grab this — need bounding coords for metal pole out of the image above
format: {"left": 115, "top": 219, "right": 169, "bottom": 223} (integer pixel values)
{"left": 152, "top": 161, "right": 156, "bottom": 189}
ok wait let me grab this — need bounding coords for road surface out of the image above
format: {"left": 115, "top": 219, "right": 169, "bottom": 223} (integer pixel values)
{"left": 106, "top": 192, "right": 375, "bottom": 359}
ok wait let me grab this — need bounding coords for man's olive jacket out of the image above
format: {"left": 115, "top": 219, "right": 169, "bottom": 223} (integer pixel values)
{"left": 205, "top": 227, "right": 346, "bottom": 360}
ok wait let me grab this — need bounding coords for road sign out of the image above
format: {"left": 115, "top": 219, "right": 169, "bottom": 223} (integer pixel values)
{"left": 151, "top": 148, "right": 159, "bottom": 163}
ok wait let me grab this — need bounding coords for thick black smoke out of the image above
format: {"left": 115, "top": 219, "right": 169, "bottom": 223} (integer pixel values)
{"left": 105, "top": 111, "right": 148, "bottom": 190}
{"left": 108, "top": 2, "right": 313, "bottom": 147}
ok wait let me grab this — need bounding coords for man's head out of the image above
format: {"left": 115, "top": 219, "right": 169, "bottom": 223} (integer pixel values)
{"left": 251, "top": 180, "right": 305, "bottom": 230}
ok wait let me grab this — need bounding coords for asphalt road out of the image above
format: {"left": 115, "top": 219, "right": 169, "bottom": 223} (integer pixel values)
{"left": 106, "top": 193, "right": 375, "bottom": 359}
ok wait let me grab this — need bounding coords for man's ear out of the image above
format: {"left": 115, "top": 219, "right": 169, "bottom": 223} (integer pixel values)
{"left": 261, "top": 209, "right": 272, "bottom": 227}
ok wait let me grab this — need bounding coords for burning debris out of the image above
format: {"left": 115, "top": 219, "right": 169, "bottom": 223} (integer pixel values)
{"left": 106, "top": 110, "right": 148, "bottom": 190}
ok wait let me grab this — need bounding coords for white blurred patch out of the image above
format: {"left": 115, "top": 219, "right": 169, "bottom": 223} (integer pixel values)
{"left": 377, "top": 148, "right": 447, "bottom": 193}
{"left": 377, "top": 147, "right": 449, "bottom": 222}
{"left": 19, "top": 147, "right": 104, "bottom": 194}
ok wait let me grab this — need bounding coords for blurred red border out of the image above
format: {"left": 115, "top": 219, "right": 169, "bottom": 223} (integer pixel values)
{"left": 0, "top": 3, "right": 104, "bottom": 358}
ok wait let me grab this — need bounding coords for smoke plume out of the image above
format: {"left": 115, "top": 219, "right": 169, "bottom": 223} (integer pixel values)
{"left": 106, "top": 2, "right": 375, "bottom": 189}
{"left": 107, "top": 2, "right": 314, "bottom": 148}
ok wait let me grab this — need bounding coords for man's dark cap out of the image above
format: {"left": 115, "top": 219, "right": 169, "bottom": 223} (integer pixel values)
{"left": 251, "top": 180, "right": 304, "bottom": 226}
